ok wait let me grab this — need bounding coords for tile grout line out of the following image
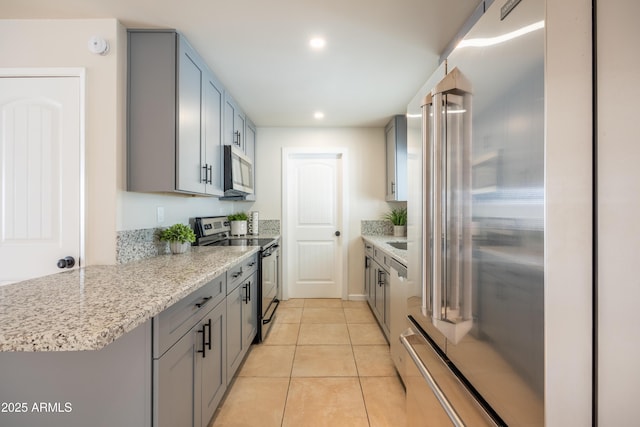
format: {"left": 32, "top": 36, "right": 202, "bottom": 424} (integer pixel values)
{"left": 345, "top": 302, "right": 374, "bottom": 427}
{"left": 279, "top": 299, "right": 304, "bottom": 426}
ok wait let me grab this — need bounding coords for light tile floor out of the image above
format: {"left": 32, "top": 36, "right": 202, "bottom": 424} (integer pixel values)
{"left": 210, "top": 298, "right": 407, "bottom": 427}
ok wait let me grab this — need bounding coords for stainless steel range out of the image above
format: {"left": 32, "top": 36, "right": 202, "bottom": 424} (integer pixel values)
{"left": 191, "top": 216, "right": 280, "bottom": 342}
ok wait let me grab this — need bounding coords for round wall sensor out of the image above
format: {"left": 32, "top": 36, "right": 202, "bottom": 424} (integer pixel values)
{"left": 88, "top": 36, "right": 110, "bottom": 55}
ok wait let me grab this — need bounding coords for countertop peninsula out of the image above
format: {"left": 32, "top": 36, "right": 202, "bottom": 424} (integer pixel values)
{"left": 0, "top": 245, "right": 259, "bottom": 352}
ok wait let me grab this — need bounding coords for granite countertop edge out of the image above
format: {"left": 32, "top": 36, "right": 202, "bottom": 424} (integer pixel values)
{"left": 0, "top": 246, "right": 260, "bottom": 353}
{"left": 361, "top": 235, "right": 408, "bottom": 265}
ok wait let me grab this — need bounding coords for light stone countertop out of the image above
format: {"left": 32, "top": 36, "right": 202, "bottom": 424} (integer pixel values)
{"left": 361, "top": 235, "right": 408, "bottom": 265}
{"left": 0, "top": 245, "right": 260, "bottom": 352}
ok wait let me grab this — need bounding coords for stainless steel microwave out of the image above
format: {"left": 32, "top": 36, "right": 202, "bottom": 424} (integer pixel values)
{"left": 223, "top": 145, "right": 254, "bottom": 196}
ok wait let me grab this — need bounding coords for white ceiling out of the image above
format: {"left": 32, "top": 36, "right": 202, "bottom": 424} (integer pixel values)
{"left": 2, "top": 0, "right": 482, "bottom": 127}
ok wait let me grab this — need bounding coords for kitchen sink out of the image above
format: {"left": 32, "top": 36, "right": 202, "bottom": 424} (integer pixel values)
{"left": 388, "top": 241, "right": 407, "bottom": 250}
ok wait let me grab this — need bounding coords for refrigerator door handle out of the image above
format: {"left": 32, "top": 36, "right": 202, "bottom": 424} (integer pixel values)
{"left": 428, "top": 67, "right": 474, "bottom": 345}
{"left": 400, "top": 328, "right": 465, "bottom": 427}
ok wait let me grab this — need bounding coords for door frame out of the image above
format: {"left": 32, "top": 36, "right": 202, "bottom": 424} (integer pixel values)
{"left": 0, "top": 68, "right": 86, "bottom": 269}
{"left": 281, "top": 147, "right": 349, "bottom": 301}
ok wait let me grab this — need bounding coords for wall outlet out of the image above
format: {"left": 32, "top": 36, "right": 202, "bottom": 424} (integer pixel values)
{"left": 156, "top": 207, "right": 165, "bottom": 224}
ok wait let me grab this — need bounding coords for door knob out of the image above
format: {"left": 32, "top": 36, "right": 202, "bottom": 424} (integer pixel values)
{"left": 57, "top": 256, "right": 76, "bottom": 269}
{"left": 335, "top": 231, "right": 341, "bottom": 237}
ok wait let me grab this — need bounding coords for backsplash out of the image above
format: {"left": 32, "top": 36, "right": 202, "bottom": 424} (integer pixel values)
{"left": 117, "top": 219, "right": 282, "bottom": 264}
{"left": 258, "top": 219, "right": 280, "bottom": 235}
{"left": 116, "top": 228, "right": 168, "bottom": 264}
{"left": 361, "top": 220, "right": 393, "bottom": 236}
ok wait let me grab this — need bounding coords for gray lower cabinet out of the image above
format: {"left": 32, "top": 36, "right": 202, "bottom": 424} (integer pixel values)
{"left": 200, "top": 301, "right": 226, "bottom": 426}
{"left": 364, "top": 242, "right": 390, "bottom": 341}
{"left": 153, "top": 274, "right": 227, "bottom": 427}
{"left": 127, "top": 29, "right": 224, "bottom": 196}
{"left": 226, "top": 272, "right": 258, "bottom": 383}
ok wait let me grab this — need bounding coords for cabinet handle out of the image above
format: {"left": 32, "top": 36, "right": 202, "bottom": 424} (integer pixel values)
{"left": 197, "top": 323, "right": 207, "bottom": 358}
{"left": 201, "top": 164, "right": 208, "bottom": 184}
{"left": 206, "top": 318, "right": 212, "bottom": 351}
{"left": 195, "top": 296, "right": 212, "bottom": 308}
{"left": 234, "top": 130, "right": 241, "bottom": 146}
{"left": 232, "top": 268, "right": 243, "bottom": 279}
{"left": 391, "top": 181, "right": 396, "bottom": 195}
{"left": 378, "top": 270, "right": 385, "bottom": 286}
{"left": 243, "top": 282, "right": 251, "bottom": 304}
{"left": 207, "top": 164, "right": 213, "bottom": 184}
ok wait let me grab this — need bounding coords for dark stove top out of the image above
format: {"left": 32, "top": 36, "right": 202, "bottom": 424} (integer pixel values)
{"left": 208, "top": 238, "right": 276, "bottom": 249}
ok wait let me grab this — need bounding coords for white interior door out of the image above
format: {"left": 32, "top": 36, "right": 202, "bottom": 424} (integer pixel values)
{"left": 0, "top": 76, "right": 82, "bottom": 286}
{"left": 286, "top": 152, "right": 343, "bottom": 298}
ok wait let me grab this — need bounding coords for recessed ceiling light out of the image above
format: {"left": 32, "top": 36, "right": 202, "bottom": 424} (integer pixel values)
{"left": 314, "top": 111, "right": 325, "bottom": 119}
{"left": 309, "top": 37, "right": 326, "bottom": 50}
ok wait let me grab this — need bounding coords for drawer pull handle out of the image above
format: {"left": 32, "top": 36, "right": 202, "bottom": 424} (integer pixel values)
{"left": 195, "top": 296, "right": 212, "bottom": 308}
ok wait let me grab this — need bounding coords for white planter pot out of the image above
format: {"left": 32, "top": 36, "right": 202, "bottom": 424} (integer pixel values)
{"left": 230, "top": 220, "right": 248, "bottom": 236}
{"left": 393, "top": 225, "right": 406, "bottom": 237}
{"left": 169, "top": 241, "right": 190, "bottom": 254}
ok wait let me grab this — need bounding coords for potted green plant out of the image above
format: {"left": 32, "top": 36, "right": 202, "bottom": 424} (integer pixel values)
{"left": 227, "top": 212, "right": 249, "bottom": 236}
{"left": 159, "top": 223, "right": 196, "bottom": 254}
{"left": 384, "top": 207, "right": 407, "bottom": 237}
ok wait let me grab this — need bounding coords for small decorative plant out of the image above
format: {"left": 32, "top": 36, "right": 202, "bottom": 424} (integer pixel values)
{"left": 159, "top": 223, "right": 195, "bottom": 254}
{"left": 159, "top": 223, "right": 196, "bottom": 243}
{"left": 383, "top": 207, "right": 407, "bottom": 226}
{"left": 227, "top": 212, "right": 249, "bottom": 221}
{"left": 228, "top": 212, "right": 249, "bottom": 236}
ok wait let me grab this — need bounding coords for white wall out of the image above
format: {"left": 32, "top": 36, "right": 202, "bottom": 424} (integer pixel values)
{"left": 252, "top": 127, "right": 389, "bottom": 298}
{"left": 597, "top": 1, "right": 640, "bottom": 423}
{"left": 0, "top": 19, "right": 121, "bottom": 265}
{"left": 545, "top": 0, "right": 593, "bottom": 424}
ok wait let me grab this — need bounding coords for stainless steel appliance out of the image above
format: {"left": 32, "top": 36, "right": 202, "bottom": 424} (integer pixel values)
{"left": 405, "top": 0, "right": 544, "bottom": 425}
{"left": 192, "top": 216, "right": 279, "bottom": 342}
{"left": 223, "top": 145, "right": 254, "bottom": 197}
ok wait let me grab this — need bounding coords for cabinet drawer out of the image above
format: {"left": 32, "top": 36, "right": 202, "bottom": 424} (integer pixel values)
{"left": 226, "top": 254, "right": 258, "bottom": 293}
{"left": 373, "top": 247, "right": 390, "bottom": 272}
{"left": 364, "top": 242, "right": 374, "bottom": 257}
{"left": 154, "top": 274, "right": 226, "bottom": 358}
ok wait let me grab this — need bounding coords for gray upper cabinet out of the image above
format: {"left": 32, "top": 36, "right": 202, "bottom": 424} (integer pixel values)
{"left": 127, "top": 30, "right": 224, "bottom": 196}
{"left": 385, "top": 115, "right": 408, "bottom": 201}
{"left": 224, "top": 92, "right": 246, "bottom": 152}
{"left": 244, "top": 118, "right": 257, "bottom": 201}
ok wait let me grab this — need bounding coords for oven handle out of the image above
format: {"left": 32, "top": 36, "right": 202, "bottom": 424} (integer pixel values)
{"left": 262, "top": 299, "right": 280, "bottom": 324}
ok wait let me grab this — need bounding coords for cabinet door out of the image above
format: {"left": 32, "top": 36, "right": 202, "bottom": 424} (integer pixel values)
{"left": 244, "top": 118, "right": 257, "bottom": 201}
{"left": 374, "top": 264, "right": 386, "bottom": 325}
{"left": 385, "top": 115, "right": 408, "bottom": 201}
{"left": 224, "top": 93, "right": 244, "bottom": 151}
{"left": 154, "top": 326, "right": 197, "bottom": 427}
{"left": 383, "top": 269, "right": 391, "bottom": 335}
{"left": 199, "top": 302, "right": 226, "bottom": 427}
{"left": 203, "top": 73, "right": 224, "bottom": 196}
{"left": 385, "top": 123, "right": 397, "bottom": 200}
{"left": 226, "top": 283, "right": 244, "bottom": 382}
{"left": 177, "top": 37, "right": 205, "bottom": 194}
{"left": 234, "top": 108, "right": 246, "bottom": 152}
{"left": 242, "top": 274, "right": 258, "bottom": 348}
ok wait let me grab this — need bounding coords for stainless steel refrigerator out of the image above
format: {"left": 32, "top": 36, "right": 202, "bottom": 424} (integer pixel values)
{"left": 404, "top": 0, "right": 544, "bottom": 425}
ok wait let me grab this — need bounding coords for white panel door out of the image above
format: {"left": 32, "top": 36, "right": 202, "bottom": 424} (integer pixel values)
{"left": 0, "top": 76, "right": 81, "bottom": 285}
{"left": 287, "top": 154, "right": 342, "bottom": 298}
